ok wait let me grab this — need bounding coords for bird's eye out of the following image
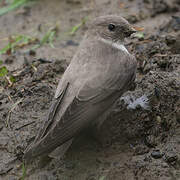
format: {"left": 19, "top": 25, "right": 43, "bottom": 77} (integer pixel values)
{"left": 108, "top": 24, "right": 116, "bottom": 31}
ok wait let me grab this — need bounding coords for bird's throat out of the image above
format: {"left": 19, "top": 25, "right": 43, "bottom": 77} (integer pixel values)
{"left": 99, "top": 38, "right": 129, "bottom": 54}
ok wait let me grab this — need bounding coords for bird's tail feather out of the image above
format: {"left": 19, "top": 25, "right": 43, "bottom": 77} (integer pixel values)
{"left": 49, "top": 139, "right": 73, "bottom": 159}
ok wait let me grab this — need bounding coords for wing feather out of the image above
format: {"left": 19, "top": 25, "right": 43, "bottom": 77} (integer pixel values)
{"left": 23, "top": 83, "right": 69, "bottom": 158}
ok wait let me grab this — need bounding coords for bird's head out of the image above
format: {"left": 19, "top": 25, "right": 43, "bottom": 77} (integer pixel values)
{"left": 88, "top": 15, "right": 137, "bottom": 43}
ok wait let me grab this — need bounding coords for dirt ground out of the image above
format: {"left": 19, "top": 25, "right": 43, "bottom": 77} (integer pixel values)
{"left": 0, "top": 0, "right": 180, "bottom": 179}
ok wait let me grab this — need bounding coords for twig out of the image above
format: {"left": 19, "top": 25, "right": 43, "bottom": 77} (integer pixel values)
{"left": 2, "top": 87, "right": 14, "bottom": 103}
{"left": 5, "top": 75, "right": 12, "bottom": 87}
{"left": 15, "top": 121, "right": 36, "bottom": 131}
{"left": 5, "top": 98, "right": 23, "bottom": 128}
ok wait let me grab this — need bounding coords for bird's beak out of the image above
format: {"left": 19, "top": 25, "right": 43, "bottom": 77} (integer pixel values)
{"left": 124, "top": 27, "right": 137, "bottom": 37}
{"left": 133, "top": 26, "right": 144, "bottom": 32}
{"left": 125, "top": 26, "right": 144, "bottom": 37}
{"left": 129, "top": 27, "right": 137, "bottom": 35}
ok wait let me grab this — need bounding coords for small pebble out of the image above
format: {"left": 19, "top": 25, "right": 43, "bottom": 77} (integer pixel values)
{"left": 151, "top": 150, "right": 164, "bottom": 159}
{"left": 165, "top": 152, "right": 178, "bottom": 163}
{"left": 156, "top": 116, "right": 162, "bottom": 123}
{"left": 66, "top": 40, "right": 79, "bottom": 46}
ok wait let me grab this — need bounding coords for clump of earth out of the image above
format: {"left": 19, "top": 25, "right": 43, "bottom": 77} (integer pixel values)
{"left": 0, "top": 0, "right": 179, "bottom": 179}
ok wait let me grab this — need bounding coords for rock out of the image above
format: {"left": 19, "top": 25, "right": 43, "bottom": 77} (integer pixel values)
{"left": 156, "top": 116, "right": 162, "bottom": 124}
{"left": 151, "top": 150, "right": 164, "bottom": 159}
{"left": 66, "top": 40, "right": 79, "bottom": 46}
{"left": 165, "top": 151, "right": 178, "bottom": 164}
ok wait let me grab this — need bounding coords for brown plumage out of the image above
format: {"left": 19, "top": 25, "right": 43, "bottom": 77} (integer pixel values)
{"left": 23, "top": 15, "right": 137, "bottom": 161}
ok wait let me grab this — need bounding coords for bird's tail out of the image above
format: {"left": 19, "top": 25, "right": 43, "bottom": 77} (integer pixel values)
{"left": 23, "top": 139, "right": 73, "bottom": 162}
{"left": 49, "top": 139, "right": 73, "bottom": 159}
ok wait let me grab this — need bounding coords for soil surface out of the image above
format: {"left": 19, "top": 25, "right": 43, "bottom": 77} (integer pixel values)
{"left": 0, "top": 0, "right": 180, "bottom": 179}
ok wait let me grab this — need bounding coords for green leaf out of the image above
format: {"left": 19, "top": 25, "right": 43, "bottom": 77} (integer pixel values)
{"left": 99, "top": 176, "right": 106, "bottom": 180}
{"left": 0, "top": 34, "right": 37, "bottom": 54}
{"left": 134, "top": 32, "right": 144, "bottom": 39}
{"left": 40, "top": 28, "right": 56, "bottom": 46}
{"left": 10, "top": 75, "right": 16, "bottom": 83}
{"left": 0, "top": 66, "right": 8, "bottom": 77}
{"left": 0, "top": 43, "right": 11, "bottom": 54}
{"left": 69, "top": 16, "right": 88, "bottom": 35}
{"left": 48, "top": 30, "right": 56, "bottom": 48}
{"left": 31, "top": 26, "right": 58, "bottom": 50}
{"left": 10, "top": 35, "right": 24, "bottom": 51}
{"left": 0, "top": 35, "right": 22, "bottom": 54}
{"left": 21, "top": 162, "right": 26, "bottom": 180}
{"left": 0, "top": 0, "right": 29, "bottom": 16}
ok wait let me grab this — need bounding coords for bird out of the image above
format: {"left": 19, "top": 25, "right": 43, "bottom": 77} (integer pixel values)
{"left": 23, "top": 15, "right": 137, "bottom": 161}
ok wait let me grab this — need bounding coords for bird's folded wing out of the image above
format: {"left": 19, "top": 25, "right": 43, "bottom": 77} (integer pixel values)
{"left": 23, "top": 82, "right": 69, "bottom": 158}
{"left": 77, "top": 66, "right": 136, "bottom": 103}
{"left": 23, "top": 67, "right": 136, "bottom": 160}
{"left": 34, "top": 82, "right": 70, "bottom": 144}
